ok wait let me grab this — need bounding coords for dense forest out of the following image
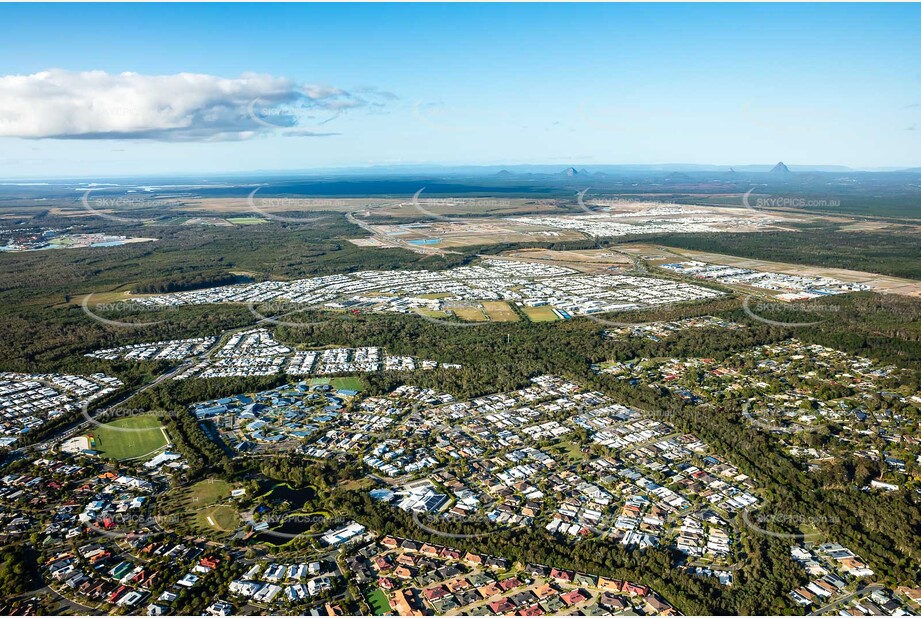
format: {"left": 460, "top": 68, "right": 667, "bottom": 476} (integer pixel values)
{"left": 0, "top": 544, "right": 34, "bottom": 595}
{"left": 132, "top": 269, "right": 243, "bottom": 294}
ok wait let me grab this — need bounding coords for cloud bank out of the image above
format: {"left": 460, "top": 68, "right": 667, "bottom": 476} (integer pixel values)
{"left": 0, "top": 69, "right": 384, "bottom": 141}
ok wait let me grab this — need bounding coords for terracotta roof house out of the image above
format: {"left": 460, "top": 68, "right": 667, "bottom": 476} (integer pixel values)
{"left": 420, "top": 544, "right": 442, "bottom": 557}
{"left": 374, "top": 555, "right": 393, "bottom": 570}
{"left": 381, "top": 536, "right": 400, "bottom": 549}
{"left": 488, "top": 598, "right": 515, "bottom": 614}
{"left": 897, "top": 587, "right": 921, "bottom": 605}
{"left": 644, "top": 594, "right": 675, "bottom": 615}
{"left": 550, "top": 568, "right": 574, "bottom": 583}
{"left": 390, "top": 588, "right": 424, "bottom": 616}
{"left": 378, "top": 577, "right": 396, "bottom": 590}
{"left": 478, "top": 583, "right": 503, "bottom": 598}
{"left": 423, "top": 585, "right": 450, "bottom": 602}
{"left": 560, "top": 589, "right": 588, "bottom": 606}
{"left": 623, "top": 581, "right": 650, "bottom": 596}
{"left": 200, "top": 557, "right": 220, "bottom": 569}
{"left": 597, "top": 576, "right": 623, "bottom": 592}
{"left": 464, "top": 552, "right": 484, "bottom": 565}
{"left": 446, "top": 577, "right": 471, "bottom": 592}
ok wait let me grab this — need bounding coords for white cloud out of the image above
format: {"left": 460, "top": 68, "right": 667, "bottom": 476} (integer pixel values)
{"left": 0, "top": 69, "right": 384, "bottom": 141}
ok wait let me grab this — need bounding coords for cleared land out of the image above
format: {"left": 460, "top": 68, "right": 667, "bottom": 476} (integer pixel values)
{"left": 505, "top": 248, "right": 633, "bottom": 265}
{"left": 226, "top": 217, "right": 267, "bottom": 225}
{"left": 637, "top": 244, "right": 921, "bottom": 299}
{"left": 72, "top": 287, "right": 166, "bottom": 307}
{"left": 90, "top": 415, "right": 168, "bottom": 460}
{"left": 500, "top": 248, "right": 634, "bottom": 274}
{"left": 378, "top": 197, "right": 563, "bottom": 218}
{"left": 364, "top": 219, "right": 586, "bottom": 248}
{"left": 181, "top": 197, "right": 402, "bottom": 214}
{"left": 512, "top": 242, "right": 921, "bottom": 299}
{"left": 522, "top": 305, "right": 561, "bottom": 322}
{"left": 182, "top": 196, "right": 561, "bottom": 218}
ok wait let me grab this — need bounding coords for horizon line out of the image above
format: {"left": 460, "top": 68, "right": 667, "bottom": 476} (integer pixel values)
{"left": 3, "top": 161, "right": 920, "bottom": 183}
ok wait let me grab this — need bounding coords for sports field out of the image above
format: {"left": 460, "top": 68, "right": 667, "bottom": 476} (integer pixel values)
{"left": 522, "top": 305, "right": 561, "bottom": 322}
{"left": 482, "top": 301, "right": 520, "bottom": 322}
{"left": 189, "top": 478, "right": 232, "bottom": 504}
{"left": 91, "top": 415, "right": 168, "bottom": 460}
{"left": 416, "top": 308, "right": 452, "bottom": 318}
{"left": 162, "top": 478, "right": 241, "bottom": 537}
{"left": 308, "top": 377, "right": 365, "bottom": 391}
{"left": 197, "top": 504, "right": 240, "bottom": 534}
{"left": 453, "top": 307, "right": 488, "bottom": 321}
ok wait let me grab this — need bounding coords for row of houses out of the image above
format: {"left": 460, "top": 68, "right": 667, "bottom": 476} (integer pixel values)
{"left": 0, "top": 371, "right": 122, "bottom": 444}
{"left": 363, "top": 534, "right": 677, "bottom": 616}
{"left": 124, "top": 257, "right": 725, "bottom": 321}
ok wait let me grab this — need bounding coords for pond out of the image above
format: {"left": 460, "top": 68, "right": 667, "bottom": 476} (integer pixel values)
{"left": 252, "top": 511, "right": 330, "bottom": 545}
{"left": 266, "top": 483, "right": 316, "bottom": 507}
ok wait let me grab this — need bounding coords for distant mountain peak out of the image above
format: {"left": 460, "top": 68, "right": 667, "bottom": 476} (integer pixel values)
{"left": 770, "top": 161, "right": 792, "bottom": 174}
{"left": 495, "top": 169, "right": 513, "bottom": 177}
{"left": 562, "top": 167, "right": 579, "bottom": 177}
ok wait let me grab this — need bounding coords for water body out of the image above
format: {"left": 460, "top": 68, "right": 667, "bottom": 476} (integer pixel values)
{"left": 90, "top": 240, "right": 129, "bottom": 247}
{"left": 252, "top": 517, "right": 317, "bottom": 544}
{"left": 1, "top": 236, "right": 156, "bottom": 251}
{"left": 267, "top": 483, "right": 316, "bottom": 507}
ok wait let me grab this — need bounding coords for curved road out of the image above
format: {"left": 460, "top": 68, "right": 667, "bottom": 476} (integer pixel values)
{"left": 808, "top": 584, "right": 884, "bottom": 616}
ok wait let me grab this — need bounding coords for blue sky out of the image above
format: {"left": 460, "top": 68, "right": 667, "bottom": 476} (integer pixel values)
{"left": 1, "top": 3, "right": 919, "bottom": 177}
